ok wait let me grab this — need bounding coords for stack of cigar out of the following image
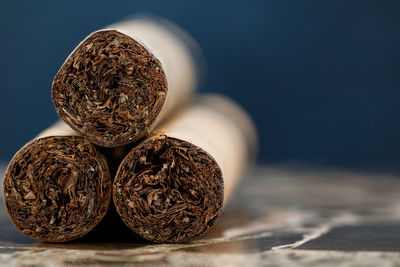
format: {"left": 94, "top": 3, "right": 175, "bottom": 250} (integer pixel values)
{"left": 3, "top": 16, "right": 257, "bottom": 243}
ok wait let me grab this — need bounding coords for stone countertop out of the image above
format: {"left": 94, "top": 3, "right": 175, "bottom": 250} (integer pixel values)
{"left": 1, "top": 164, "right": 400, "bottom": 266}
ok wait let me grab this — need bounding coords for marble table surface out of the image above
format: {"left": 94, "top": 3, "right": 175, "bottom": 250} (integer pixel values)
{"left": 1, "top": 164, "right": 400, "bottom": 266}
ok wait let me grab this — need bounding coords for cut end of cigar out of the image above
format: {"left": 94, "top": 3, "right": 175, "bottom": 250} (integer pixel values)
{"left": 3, "top": 136, "right": 111, "bottom": 242}
{"left": 113, "top": 135, "right": 224, "bottom": 243}
{"left": 52, "top": 30, "right": 167, "bottom": 147}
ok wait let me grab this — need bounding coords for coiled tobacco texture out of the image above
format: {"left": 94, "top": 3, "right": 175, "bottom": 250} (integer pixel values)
{"left": 3, "top": 136, "right": 111, "bottom": 242}
{"left": 52, "top": 30, "right": 167, "bottom": 147}
{"left": 113, "top": 136, "right": 224, "bottom": 243}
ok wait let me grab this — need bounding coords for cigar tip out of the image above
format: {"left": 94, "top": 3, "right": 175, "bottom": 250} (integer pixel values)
{"left": 51, "top": 30, "right": 168, "bottom": 147}
{"left": 4, "top": 136, "right": 112, "bottom": 242}
{"left": 113, "top": 135, "right": 224, "bottom": 243}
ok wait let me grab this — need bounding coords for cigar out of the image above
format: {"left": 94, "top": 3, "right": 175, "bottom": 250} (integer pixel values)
{"left": 113, "top": 94, "right": 257, "bottom": 243}
{"left": 52, "top": 16, "right": 199, "bottom": 147}
{"left": 3, "top": 121, "right": 112, "bottom": 242}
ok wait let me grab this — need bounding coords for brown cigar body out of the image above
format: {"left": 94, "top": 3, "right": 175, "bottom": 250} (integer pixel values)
{"left": 3, "top": 121, "right": 112, "bottom": 242}
{"left": 52, "top": 16, "right": 199, "bottom": 147}
{"left": 113, "top": 94, "right": 257, "bottom": 243}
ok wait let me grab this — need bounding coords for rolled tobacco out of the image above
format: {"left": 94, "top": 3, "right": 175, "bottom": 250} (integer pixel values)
{"left": 3, "top": 122, "right": 112, "bottom": 242}
{"left": 113, "top": 94, "right": 257, "bottom": 243}
{"left": 52, "top": 16, "right": 199, "bottom": 147}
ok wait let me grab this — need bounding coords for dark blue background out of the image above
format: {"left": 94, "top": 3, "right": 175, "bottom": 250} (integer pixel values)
{"left": 1, "top": 1, "right": 400, "bottom": 170}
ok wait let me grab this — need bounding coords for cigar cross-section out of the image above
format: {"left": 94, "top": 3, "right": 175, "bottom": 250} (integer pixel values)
{"left": 113, "top": 95, "right": 257, "bottom": 243}
{"left": 114, "top": 136, "right": 223, "bottom": 243}
{"left": 52, "top": 16, "right": 198, "bottom": 147}
{"left": 3, "top": 122, "right": 112, "bottom": 242}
